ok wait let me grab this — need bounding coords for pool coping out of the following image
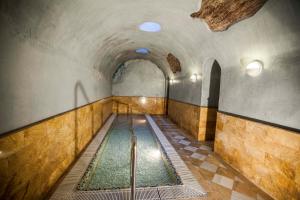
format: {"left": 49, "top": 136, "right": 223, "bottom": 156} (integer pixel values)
{"left": 145, "top": 115, "right": 207, "bottom": 197}
{"left": 50, "top": 114, "right": 207, "bottom": 200}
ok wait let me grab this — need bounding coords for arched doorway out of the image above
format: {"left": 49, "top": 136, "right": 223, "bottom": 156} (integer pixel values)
{"left": 208, "top": 60, "right": 221, "bottom": 108}
{"left": 200, "top": 59, "right": 221, "bottom": 141}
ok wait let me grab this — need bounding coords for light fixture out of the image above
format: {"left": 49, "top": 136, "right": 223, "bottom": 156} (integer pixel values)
{"left": 169, "top": 79, "right": 174, "bottom": 85}
{"left": 246, "top": 60, "right": 263, "bottom": 77}
{"left": 139, "top": 22, "right": 161, "bottom": 32}
{"left": 190, "top": 74, "right": 199, "bottom": 83}
{"left": 135, "top": 48, "right": 149, "bottom": 55}
{"left": 140, "top": 96, "right": 147, "bottom": 104}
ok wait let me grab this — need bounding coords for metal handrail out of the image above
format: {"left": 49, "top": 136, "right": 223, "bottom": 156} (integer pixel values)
{"left": 130, "top": 134, "right": 137, "bottom": 200}
{"left": 130, "top": 113, "right": 137, "bottom": 200}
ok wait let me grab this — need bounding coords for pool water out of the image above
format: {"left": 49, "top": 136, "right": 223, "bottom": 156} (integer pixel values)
{"left": 78, "top": 115, "right": 181, "bottom": 190}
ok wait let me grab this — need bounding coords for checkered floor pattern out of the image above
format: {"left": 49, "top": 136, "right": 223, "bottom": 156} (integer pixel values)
{"left": 152, "top": 115, "right": 274, "bottom": 200}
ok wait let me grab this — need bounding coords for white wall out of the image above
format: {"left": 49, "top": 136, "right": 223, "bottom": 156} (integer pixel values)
{"left": 0, "top": 0, "right": 299, "bottom": 133}
{"left": 169, "top": 0, "right": 300, "bottom": 130}
{"left": 0, "top": 12, "right": 111, "bottom": 135}
{"left": 112, "top": 59, "right": 165, "bottom": 97}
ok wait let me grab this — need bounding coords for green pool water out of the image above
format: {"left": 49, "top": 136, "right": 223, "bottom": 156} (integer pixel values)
{"left": 77, "top": 115, "right": 181, "bottom": 190}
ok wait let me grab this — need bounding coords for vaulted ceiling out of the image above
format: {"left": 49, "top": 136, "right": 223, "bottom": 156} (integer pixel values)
{"left": 1, "top": 0, "right": 298, "bottom": 79}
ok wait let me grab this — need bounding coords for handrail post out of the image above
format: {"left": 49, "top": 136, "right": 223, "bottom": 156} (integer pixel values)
{"left": 130, "top": 135, "right": 137, "bottom": 200}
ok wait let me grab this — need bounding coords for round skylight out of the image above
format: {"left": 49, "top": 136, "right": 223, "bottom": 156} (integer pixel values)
{"left": 135, "top": 48, "right": 150, "bottom": 54}
{"left": 139, "top": 22, "right": 161, "bottom": 32}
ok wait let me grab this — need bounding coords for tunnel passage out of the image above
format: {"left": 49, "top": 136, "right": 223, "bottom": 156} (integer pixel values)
{"left": 0, "top": 0, "right": 300, "bottom": 200}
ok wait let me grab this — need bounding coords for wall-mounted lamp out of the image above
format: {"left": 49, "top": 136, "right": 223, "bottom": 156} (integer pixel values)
{"left": 246, "top": 60, "right": 263, "bottom": 77}
{"left": 190, "top": 74, "right": 200, "bottom": 83}
{"left": 169, "top": 79, "right": 174, "bottom": 85}
{"left": 140, "top": 96, "right": 147, "bottom": 104}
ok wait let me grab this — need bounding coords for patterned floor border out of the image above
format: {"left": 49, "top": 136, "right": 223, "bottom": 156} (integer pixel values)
{"left": 49, "top": 114, "right": 207, "bottom": 200}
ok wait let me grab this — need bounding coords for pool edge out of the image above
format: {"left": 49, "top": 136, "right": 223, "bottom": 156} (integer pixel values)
{"left": 50, "top": 114, "right": 207, "bottom": 200}
{"left": 145, "top": 114, "right": 207, "bottom": 196}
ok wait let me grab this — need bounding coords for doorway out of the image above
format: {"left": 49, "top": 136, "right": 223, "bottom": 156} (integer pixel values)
{"left": 205, "top": 60, "right": 221, "bottom": 140}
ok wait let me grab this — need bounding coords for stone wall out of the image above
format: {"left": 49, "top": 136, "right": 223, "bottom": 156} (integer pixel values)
{"left": 0, "top": 97, "right": 113, "bottom": 200}
{"left": 167, "top": 99, "right": 217, "bottom": 141}
{"left": 113, "top": 96, "right": 165, "bottom": 115}
{"left": 215, "top": 112, "right": 300, "bottom": 200}
{"left": 199, "top": 107, "right": 218, "bottom": 141}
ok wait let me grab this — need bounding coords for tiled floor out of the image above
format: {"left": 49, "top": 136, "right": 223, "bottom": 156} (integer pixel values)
{"left": 152, "top": 115, "right": 274, "bottom": 200}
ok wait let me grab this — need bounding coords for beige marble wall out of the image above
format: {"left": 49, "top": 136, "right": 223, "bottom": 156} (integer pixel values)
{"left": 167, "top": 99, "right": 200, "bottom": 139}
{"left": 112, "top": 96, "right": 166, "bottom": 115}
{"left": 215, "top": 112, "right": 300, "bottom": 200}
{"left": 167, "top": 99, "right": 217, "bottom": 141}
{"left": 198, "top": 107, "right": 218, "bottom": 141}
{"left": 0, "top": 97, "right": 113, "bottom": 200}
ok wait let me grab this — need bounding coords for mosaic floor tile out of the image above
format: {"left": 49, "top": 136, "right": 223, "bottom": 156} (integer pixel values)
{"left": 234, "top": 176, "right": 244, "bottom": 183}
{"left": 219, "top": 163, "right": 227, "bottom": 169}
{"left": 190, "top": 152, "right": 207, "bottom": 161}
{"left": 151, "top": 115, "right": 274, "bottom": 200}
{"left": 233, "top": 181, "right": 258, "bottom": 198}
{"left": 257, "top": 194, "right": 267, "bottom": 200}
{"left": 184, "top": 146, "right": 198, "bottom": 152}
{"left": 174, "top": 135, "right": 185, "bottom": 140}
{"left": 178, "top": 140, "right": 191, "bottom": 146}
{"left": 216, "top": 167, "right": 235, "bottom": 179}
{"left": 171, "top": 138, "right": 179, "bottom": 143}
{"left": 231, "top": 191, "right": 255, "bottom": 200}
{"left": 205, "top": 155, "right": 222, "bottom": 166}
{"left": 199, "top": 145, "right": 212, "bottom": 151}
{"left": 212, "top": 174, "right": 234, "bottom": 190}
{"left": 200, "top": 161, "right": 218, "bottom": 173}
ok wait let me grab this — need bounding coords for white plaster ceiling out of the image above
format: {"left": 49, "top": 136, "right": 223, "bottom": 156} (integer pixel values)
{"left": 3, "top": 0, "right": 300, "bottom": 79}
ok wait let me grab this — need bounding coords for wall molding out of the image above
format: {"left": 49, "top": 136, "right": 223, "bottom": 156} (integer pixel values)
{"left": 218, "top": 110, "right": 300, "bottom": 134}
{"left": 112, "top": 95, "right": 166, "bottom": 98}
{"left": 168, "top": 98, "right": 218, "bottom": 108}
{"left": 167, "top": 98, "right": 299, "bottom": 134}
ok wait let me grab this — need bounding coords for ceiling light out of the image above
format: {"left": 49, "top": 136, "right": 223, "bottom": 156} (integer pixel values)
{"left": 135, "top": 48, "right": 149, "bottom": 54}
{"left": 246, "top": 60, "right": 263, "bottom": 77}
{"left": 139, "top": 22, "right": 161, "bottom": 32}
{"left": 190, "top": 74, "right": 199, "bottom": 82}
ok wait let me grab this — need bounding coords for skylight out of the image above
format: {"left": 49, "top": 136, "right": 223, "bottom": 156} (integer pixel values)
{"left": 135, "top": 48, "right": 150, "bottom": 54}
{"left": 139, "top": 22, "right": 161, "bottom": 32}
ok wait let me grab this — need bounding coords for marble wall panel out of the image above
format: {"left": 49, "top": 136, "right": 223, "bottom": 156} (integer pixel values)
{"left": 167, "top": 99, "right": 217, "bottom": 141}
{"left": 0, "top": 98, "right": 113, "bottom": 200}
{"left": 215, "top": 112, "right": 300, "bottom": 200}
{"left": 112, "top": 96, "right": 166, "bottom": 115}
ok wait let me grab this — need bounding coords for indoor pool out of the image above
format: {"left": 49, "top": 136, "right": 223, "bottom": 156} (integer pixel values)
{"left": 77, "top": 115, "right": 181, "bottom": 190}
